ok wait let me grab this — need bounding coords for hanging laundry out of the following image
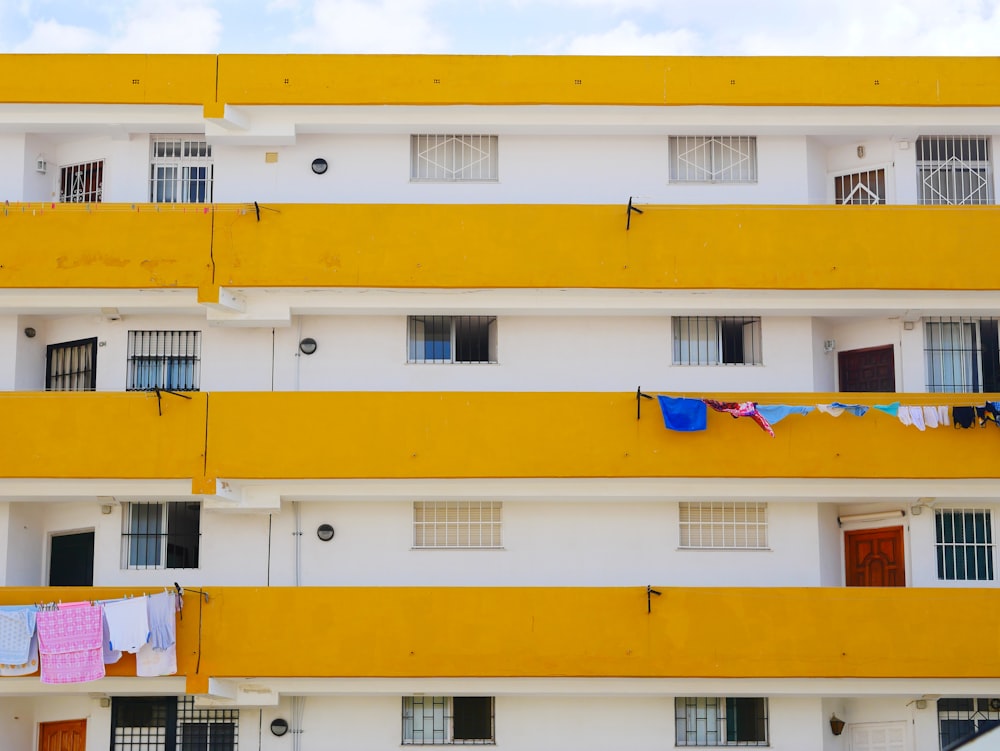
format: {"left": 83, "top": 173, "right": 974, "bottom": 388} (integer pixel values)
{"left": 36, "top": 602, "right": 104, "bottom": 684}
{"left": 0, "top": 606, "right": 38, "bottom": 676}
{"left": 101, "top": 609, "right": 121, "bottom": 665}
{"left": 818, "top": 402, "right": 870, "bottom": 417}
{"left": 980, "top": 402, "right": 1000, "bottom": 428}
{"left": 953, "top": 406, "right": 976, "bottom": 429}
{"left": 755, "top": 405, "right": 815, "bottom": 425}
{"left": 146, "top": 591, "right": 177, "bottom": 651}
{"left": 935, "top": 406, "right": 951, "bottom": 427}
{"left": 656, "top": 395, "right": 707, "bottom": 432}
{"left": 923, "top": 406, "right": 940, "bottom": 429}
{"left": 703, "top": 400, "right": 774, "bottom": 437}
{"left": 873, "top": 402, "right": 900, "bottom": 417}
{"left": 103, "top": 597, "right": 150, "bottom": 654}
{"left": 898, "top": 406, "right": 925, "bottom": 431}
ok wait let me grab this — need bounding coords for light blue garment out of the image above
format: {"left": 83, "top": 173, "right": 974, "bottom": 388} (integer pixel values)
{"left": 830, "top": 402, "right": 870, "bottom": 417}
{"left": 0, "top": 606, "right": 37, "bottom": 666}
{"left": 755, "top": 405, "right": 816, "bottom": 425}
{"left": 873, "top": 402, "right": 900, "bottom": 417}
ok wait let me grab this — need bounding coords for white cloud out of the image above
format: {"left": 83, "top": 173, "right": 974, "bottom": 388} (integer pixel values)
{"left": 105, "top": 0, "right": 222, "bottom": 53}
{"left": 13, "top": 18, "right": 103, "bottom": 52}
{"left": 287, "top": 0, "right": 449, "bottom": 52}
{"left": 559, "top": 20, "right": 703, "bottom": 55}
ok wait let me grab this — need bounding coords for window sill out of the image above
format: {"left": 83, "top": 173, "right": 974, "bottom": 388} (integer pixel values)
{"left": 676, "top": 547, "right": 772, "bottom": 552}
{"left": 410, "top": 547, "right": 505, "bottom": 551}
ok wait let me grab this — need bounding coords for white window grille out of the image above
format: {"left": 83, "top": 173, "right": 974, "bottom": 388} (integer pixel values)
{"left": 121, "top": 502, "right": 201, "bottom": 570}
{"left": 407, "top": 315, "right": 497, "bottom": 364}
{"left": 834, "top": 168, "right": 886, "bottom": 205}
{"left": 679, "top": 502, "right": 769, "bottom": 549}
{"left": 403, "top": 696, "right": 495, "bottom": 745}
{"left": 126, "top": 330, "right": 201, "bottom": 391}
{"left": 411, "top": 135, "right": 498, "bottom": 182}
{"left": 916, "top": 136, "right": 993, "bottom": 205}
{"left": 413, "top": 502, "right": 502, "bottom": 549}
{"left": 669, "top": 136, "right": 757, "bottom": 183}
{"left": 59, "top": 159, "right": 104, "bottom": 203}
{"left": 675, "top": 697, "right": 768, "bottom": 746}
{"left": 673, "top": 316, "right": 762, "bottom": 366}
{"left": 150, "top": 136, "right": 213, "bottom": 203}
{"left": 935, "top": 508, "right": 994, "bottom": 581}
{"left": 924, "top": 317, "right": 1000, "bottom": 393}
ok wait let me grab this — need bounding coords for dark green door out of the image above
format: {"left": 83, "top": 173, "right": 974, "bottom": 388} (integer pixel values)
{"left": 49, "top": 532, "right": 94, "bottom": 586}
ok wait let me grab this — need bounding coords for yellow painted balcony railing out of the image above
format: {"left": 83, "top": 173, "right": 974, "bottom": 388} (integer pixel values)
{"left": 2, "top": 203, "right": 999, "bottom": 293}
{"left": 2, "top": 587, "right": 999, "bottom": 693}
{"left": 1, "top": 392, "right": 996, "bottom": 483}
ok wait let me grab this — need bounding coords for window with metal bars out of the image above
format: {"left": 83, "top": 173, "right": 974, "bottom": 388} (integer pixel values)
{"left": 916, "top": 136, "right": 993, "bottom": 205}
{"left": 59, "top": 159, "right": 104, "bottom": 203}
{"left": 675, "top": 697, "right": 768, "bottom": 746}
{"left": 46, "top": 337, "right": 97, "bottom": 391}
{"left": 407, "top": 316, "right": 497, "bottom": 364}
{"left": 938, "top": 698, "right": 1000, "bottom": 751}
{"left": 403, "top": 696, "right": 495, "bottom": 745}
{"left": 127, "top": 330, "right": 201, "bottom": 391}
{"left": 410, "top": 135, "right": 498, "bottom": 182}
{"left": 834, "top": 168, "right": 886, "bottom": 204}
{"left": 679, "top": 502, "right": 768, "bottom": 550}
{"left": 150, "top": 136, "right": 213, "bottom": 203}
{"left": 669, "top": 136, "right": 757, "bottom": 183}
{"left": 935, "top": 509, "right": 994, "bottom": 581}
{"left": 924, "top": 317, "right": 1000, "bottom": 393}
{"left": 413, "top": 502, "right": 502, "bottom": 549}
{"left": 112, "top": 696, "right": 237, "bottom": 751}
{"left": 673, "top": 317, "right": 762, "bottom": 366}
{"left": 121, "top": 502, "right": 201, "bottom": 570}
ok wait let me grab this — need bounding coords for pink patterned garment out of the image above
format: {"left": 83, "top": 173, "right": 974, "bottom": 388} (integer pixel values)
{"left": 36, "top": 602, "right": 105, "bottom": 684}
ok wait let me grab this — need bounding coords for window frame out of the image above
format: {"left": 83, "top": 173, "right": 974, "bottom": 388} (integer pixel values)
{"left": 413, "top": 501, "right": 503, "bottom": 550}
{"left": 935, "top": 508, "right": 995, "bottom": 582}
{"left": 407, "top": 316, "right": 498, "bottom": 364}
{"left": 672, "top": 316, "right": 762, "bottom": 366}
{"left": 668, "top": 136, "right": 758, "bottom": 184}
{"left": 924, "top": 317, "right": 1000, "bottom": 393}
{"left": 149, "top": 135, "right": 214, "bottom": 203}
{"left": 938, "top": 698, "right": 1000, "bottom": 751}
{"left": 126, "top": 330, "right": 202, "bottom": 392}
{"left": 675, "top": 696, "right": 769, "bottom": 747}
{"left": 45, "top": 337, "right": 98, "bottom": 391}
{"left": 112, "top": 696, "right": 238, "bottom": 751}
{"left": 916, "top": 135, "right": 993, "bottom": 206}
{"left": 678, "top": 502, "right": 769, "bottom": 551}
{"left": 402, "top": 696, "right": 495, "bottom": 745}
{"left": 121, "top": 501, "right": 202, "bottom": 571}
{"left": 410, "top": 134, "right": 499, "bottom": 182}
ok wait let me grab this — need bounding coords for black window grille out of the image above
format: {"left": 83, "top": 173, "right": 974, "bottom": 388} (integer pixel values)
{"left": 675, "top": 697, "right": 768, "bottom": 746}
{"left": 936, "top": 509, "right": 994, "bottom": 581}
{"left": 127, "top": 330, "right": 202, "bottom": 391}
{"left": 407, "top": 316, "right": 497, "bottom": 364}
{"left": 673, "top": 317, "right": 762, "bottom": 366}
{"left": 121, "top": 502, "right": 201, "bottom": 570}
{"left": 925, "top": 317, "right": 1000, "bottom": 393}
{"left": 112, "top": 696, "right": 237, "bottom": 751}
{"left": 939, "top": 698, "right": 1000, "bottom": 751}
{"left": 403, "top": 696, "right": 495, "bottom": 745}
{"left": 46, "top": 337, "right": 97, "bottom": 391}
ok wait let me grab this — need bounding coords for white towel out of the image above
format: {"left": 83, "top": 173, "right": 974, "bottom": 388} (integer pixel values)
{"left": 103, "top": 598, "right": 150, "bottom": 654}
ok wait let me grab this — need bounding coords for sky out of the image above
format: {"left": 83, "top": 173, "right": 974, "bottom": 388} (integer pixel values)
{"left": 1, "top": 0, "right": 1000, "bottom": 55}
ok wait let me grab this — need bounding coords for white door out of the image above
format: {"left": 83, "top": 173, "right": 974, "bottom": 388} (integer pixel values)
{"left": 851, "top": 721, "right": 908, "bottom": 751}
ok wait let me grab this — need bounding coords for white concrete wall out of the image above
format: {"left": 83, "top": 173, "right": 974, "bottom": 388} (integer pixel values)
{"left": 0, "top": 134, "right": 27, "bottom": 201}
{"left": 23, "top": 134, "right": 56, "bottom": 202}
{"left": 828, "top": 317, "right": 903, "bottom": 392}
{"left": 0, "top": 698, "right": 36, "bottom": 751}
{"left": 824, "top": 138, "right": 897, "bottom": 203}
{"left": 816, "top": 503, "right": 843, "bottom": 587}
{"left": 5, "top": 503, "right": 45, "bottom": 586}
{"left": 805, "top": 137, "right": 829, "bottom": 204}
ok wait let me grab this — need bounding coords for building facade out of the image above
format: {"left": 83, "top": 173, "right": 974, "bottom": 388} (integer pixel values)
{"left": 0, "top": 54, "right": 999, "bottom": 751}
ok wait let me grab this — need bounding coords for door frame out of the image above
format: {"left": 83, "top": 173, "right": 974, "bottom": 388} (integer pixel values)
{"left": 841, "top": 521, "right": 910, "bottom": 587}
{"left": 837, "top": 344, "right": 897, "bottom": 393}
{"left": 827, "top": 161, "right": 895, "bottom": 204}
{"left": 48, "top": 528, "right": 96, "bottom": 587}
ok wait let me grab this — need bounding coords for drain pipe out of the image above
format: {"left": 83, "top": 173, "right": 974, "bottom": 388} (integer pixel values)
{"left": 291, "top": 502, "right": 305, "bottom": 748}
{"left": 293, "top": 500, "right": 303, "bottom": 587}
{"left": 291, "top": 695, "right": 305, "bottom": 751}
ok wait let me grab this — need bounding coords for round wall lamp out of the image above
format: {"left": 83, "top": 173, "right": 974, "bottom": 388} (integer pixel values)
{"left": 299, "top": 337, "right": 318, "bottom": 355}
{"left": 311, "top": 158, "right": 328, "bottom": 175}
{"left": 317, "top": 524, "right": 335, "bottom": 542}
{"left": 270, "top": 718, "right": 289, "bottom": 737}
{"left": 24, "top": 327, "right": 36, "bottom": 338}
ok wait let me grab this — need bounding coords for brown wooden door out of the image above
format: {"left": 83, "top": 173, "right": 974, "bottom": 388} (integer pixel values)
{"left": 838, "top": 345, "right": 896, "bottom": 392}
{"left": 845, "top": 526, "right": 906, "bottom": 587}
{"left": 39, "top": 719, "right": 86, "bottom": 751}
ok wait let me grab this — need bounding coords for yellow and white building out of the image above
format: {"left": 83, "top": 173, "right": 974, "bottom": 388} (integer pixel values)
{"left": 0, "top": 54, "right": 999, "bottom": 751}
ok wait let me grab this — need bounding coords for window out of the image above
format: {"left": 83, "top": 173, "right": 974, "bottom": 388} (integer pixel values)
{"left": 150, "top": 136, "right": 213, "bottom": 203}
{"left": 127, "top": 330, "right": 202, "bottom": 391}
{"left": 46, "top": 337, "right": 97, "bottom": 391}
{"left": 916, "top": 136, "right": 993, "bottom": 205}
{"left": 834, "top": 168, "right": 886, "bottom": 205}
{"left": 676, "top": 697, "right": 768, "bottom": 746}
{"left": 679, "top": 502, "right": 768, "bottom": 550}
{"left": 936, "top": 509, "right": 994, "bottom": 581}
{"left": 938, "top": 698, "right": 1000, "bottom": 751}
{"left": 407, "top": 316, "right": 497, "bottom": 364}
{"left": 403, "top": 696, "right": 494, "bottom": 745}
{"left": 411, "top": 135, "right": 498, "bottom": 182}
{"left": 122, "top": 502, "right": 201, "bottom": 570}
{"left": 413, "top": 502, "right": 502, "bottom": 549}
{"left": 669, "top": 136, "right": 757, "bottom": 183}
{"left": 59, "top": 159, "right": 104, "bottom": 203}
{"left": 673, "top": 317, "right": 762, "bottom": 366}
{"left": 924, "top": 317, "right": 1000, "bottom": 393}
{"left": 112, "top": 696, "right": 237, "bottom": 751}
